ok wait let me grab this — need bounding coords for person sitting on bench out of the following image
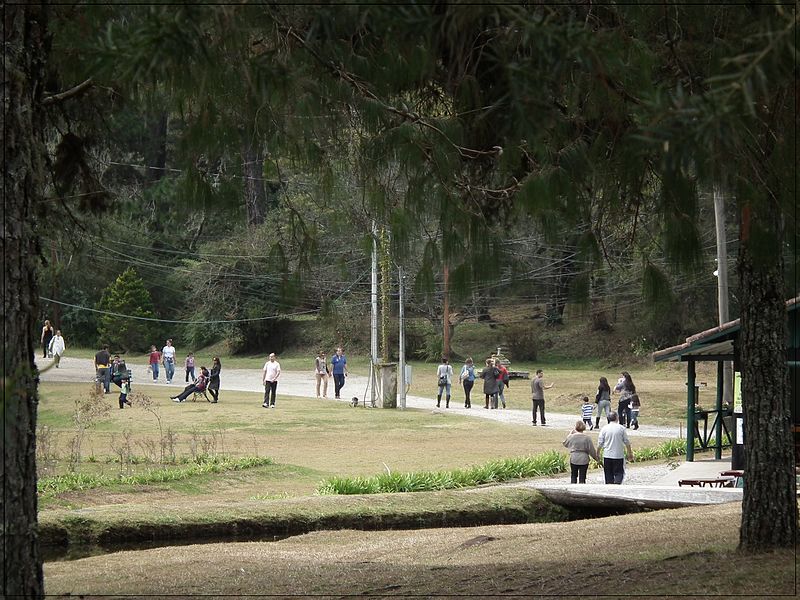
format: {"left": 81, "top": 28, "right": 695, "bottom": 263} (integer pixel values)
{"left": 171, "top": 367, "right": 209, "bottom": 403}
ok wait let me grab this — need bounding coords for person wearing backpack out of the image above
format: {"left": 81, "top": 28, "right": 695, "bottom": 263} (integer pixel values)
{"left": 495, "top": 359, "right": 510, "bottom": 409}
{"left": 459, "top": 357, "right": 476, "bottom": 408}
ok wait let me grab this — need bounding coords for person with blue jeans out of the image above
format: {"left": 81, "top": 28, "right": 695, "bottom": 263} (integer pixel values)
{"left": 436, "top": 357, "right": 453, "bottom": 408}
{"left": 162, "top": 339, "right": 176, "bottom": 384}
{"left": 331, "top": 347, "right": 347, "bottom": 399}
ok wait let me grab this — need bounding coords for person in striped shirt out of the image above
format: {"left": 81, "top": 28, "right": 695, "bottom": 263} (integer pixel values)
{"left": 581, "top": 396, "right": 595, "bottom": 430}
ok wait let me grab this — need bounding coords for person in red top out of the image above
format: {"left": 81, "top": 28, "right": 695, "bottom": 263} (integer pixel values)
{"left": 148, "top": 345, "right": 161, "bottom": 381}
{"left": 494, "top": 359, "right": 510, "bottom": 409}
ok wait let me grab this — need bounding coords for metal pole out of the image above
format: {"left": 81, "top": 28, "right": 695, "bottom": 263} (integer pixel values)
{"left": 715, "top": 361, "right": 724, "bottom": 460}
{"left": 687, "top": 359, "right": 696, "bottom": 462}
{"left": 713, "top": 186, "right": 734, "bottom": 406}
{"left": 442, "top": 263, "right": 450, "bottom": 359}
{"left": 398, "top": 266, "right": 406, "bottom": 410}
{"left": 371, "top": 221, "right": 378, "bottom": 408}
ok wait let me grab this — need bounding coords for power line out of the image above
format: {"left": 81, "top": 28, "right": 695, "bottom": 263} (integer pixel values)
{"left": 39, "top": 296, "right": 320, "bottom": 325}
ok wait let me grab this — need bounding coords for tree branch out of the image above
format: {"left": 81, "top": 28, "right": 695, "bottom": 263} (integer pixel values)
{"left": 41, "top": 78, "right": 94, "bottom": 105}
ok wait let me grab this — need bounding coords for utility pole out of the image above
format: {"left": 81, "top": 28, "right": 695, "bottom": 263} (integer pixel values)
{"left": 442, "top": 263, "right": 450, "bottom": 359}
{"left": 713, "top": 185, "right": 733, "bottom": 405}
{"left": 371, "top": 221, "right": 378, "bottom": 408}
{"left": 398, "top": 265, "right": 406, "bottom": 410}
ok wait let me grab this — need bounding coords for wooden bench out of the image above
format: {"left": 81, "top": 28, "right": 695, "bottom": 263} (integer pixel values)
{"left": 678, "top": 477, "right": 736, "bottom": 488}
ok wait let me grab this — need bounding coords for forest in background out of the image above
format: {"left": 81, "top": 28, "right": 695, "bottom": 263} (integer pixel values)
{"left": 37, "top": 4, "right": 791, "bottom": 362}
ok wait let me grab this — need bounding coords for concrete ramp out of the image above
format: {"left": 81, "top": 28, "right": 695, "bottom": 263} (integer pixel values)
{"left": 533, "top": 484, "right": 741, "bottom": 509}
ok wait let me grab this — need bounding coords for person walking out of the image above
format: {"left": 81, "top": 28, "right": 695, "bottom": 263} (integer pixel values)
{"left": 436, "top": 357, "right": 454, "bottom": 408}
{"left": 480, "top": 358, "right": 499, "bottom": 409}
{"left": 459, "top": 357, "right": 476, "bottom": 408}
{"left": 184, "top": 352, "right": 196, "bottom": 383}
{"left": 597, "top": 411, "right": 634, "bottom": 484}
{"left": 495, "top": 359, "right": 510, "bottom": 409}
{"left": 629, "top": 393, "right": 641, "bottom": 430}
{"left": 94, "top": 344, "right": 111, "bottom": 394}
{"left": 208, "top": 357, "right": 222, "bottom": 403}
{"left": 148, "top": 345, "right": 161, "bottom": 381}
{"left": 614, "top": 371, "right": 636, "bottom": 428}
{"left": 580, "top": 396, "right": 594, "bottom": 430}
{"left": 595, "top": 376, "right": 612, "bottom": 429}
{"left": 162, "top": 339, "right": 176, "bottom": 384}
{"left": 118, "top": 377, "right": 132, "bottom": 409}
{"left": 531, "top": 368, "right": 554, "bottom": 426}
{"left": 315, "top": 350, "right": 329, "bottom": 398}
{"left": 48, "top": 329, "right": 66, "bottom": 368}
{"left": 262, "top": 353, "right": 281, "bottom": 408}
{"left": 331, "top": 347, "right": 347, "bottom": 399}
{"left": 563, "top": 420, "right": 600, "bottom": 484}
{"left": 41, "top": 319, "right": 54, "bottom": 358}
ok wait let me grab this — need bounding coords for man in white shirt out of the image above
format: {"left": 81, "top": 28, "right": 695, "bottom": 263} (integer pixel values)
{"left": 262, "top": 353, "right": 281, "bottom": 408}
{"left": 597, "top": 411, "right": 634, "bottom": 484}
{"left": 162, "top": 339, "right": 176, "bottom": 384}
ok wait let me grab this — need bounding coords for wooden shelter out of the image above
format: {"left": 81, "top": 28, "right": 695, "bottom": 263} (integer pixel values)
{"left": 653, "top": 296, "right": 800, "bottom": 462}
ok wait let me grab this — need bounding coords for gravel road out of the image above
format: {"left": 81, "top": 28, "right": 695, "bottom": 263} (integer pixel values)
{"left": 39, "top": 356, "right": 682, "bottom": 439}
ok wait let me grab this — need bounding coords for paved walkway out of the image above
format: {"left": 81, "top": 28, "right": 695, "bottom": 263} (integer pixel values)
{"left": 39, "top": 357, "right": 681, "bottom": 439}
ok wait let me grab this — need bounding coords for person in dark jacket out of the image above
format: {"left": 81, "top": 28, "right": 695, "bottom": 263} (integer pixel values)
{"left": 208, "top": 357, "right": 222, "bottom": 403}
{"left": 480, "top": 358, "right": 499, "bottom": 409}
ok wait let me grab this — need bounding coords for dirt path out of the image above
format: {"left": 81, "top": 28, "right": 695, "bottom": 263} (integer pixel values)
{"left": 38, "top": 356, "right": 681, "bottom": 439}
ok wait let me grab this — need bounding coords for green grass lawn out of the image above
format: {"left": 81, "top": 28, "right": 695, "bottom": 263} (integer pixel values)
{"left": 37, "top": 380, "right": 675, "bottom": 510}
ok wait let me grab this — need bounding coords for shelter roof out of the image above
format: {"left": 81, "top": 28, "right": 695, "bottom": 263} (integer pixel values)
{"left": 653, "top": 296, "right": 800, "bottom": 363}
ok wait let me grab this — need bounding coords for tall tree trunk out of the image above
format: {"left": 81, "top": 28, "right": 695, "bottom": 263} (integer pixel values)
{"left": 242, "top": 136, "right": 266, "bottom": 227}
{"left": 3, "top": 3, "right": 47, "bottom": 597}
{"left": 737, "top": 204, "right": 796, "bottom": 551}
{"left": 147, "top": 111, "right": 168, "bottom": 183}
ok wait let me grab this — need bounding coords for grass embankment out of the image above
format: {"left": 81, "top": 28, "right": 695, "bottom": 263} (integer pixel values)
{"left": 39, "top": 486, "right": 569, "bottom": 552}
{"left": 43, "top": 501, "right": 796, "bottom": 597}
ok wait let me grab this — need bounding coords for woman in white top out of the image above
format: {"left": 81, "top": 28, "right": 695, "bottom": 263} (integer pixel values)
{"left": 48, "top": 330, "right": 66, "bottom": 368}
{"left": 436, "top": 357, "right": 454, "bottom": 409}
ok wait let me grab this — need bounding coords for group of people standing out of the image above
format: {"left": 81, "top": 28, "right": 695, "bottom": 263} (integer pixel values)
{"left": 313, "top": 347, "right": 348, "bottom": 400}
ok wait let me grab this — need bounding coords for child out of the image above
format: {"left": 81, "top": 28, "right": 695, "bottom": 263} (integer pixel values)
{"left": 581, "top": 396, "right": 594, "bottom": 430}
{"left": 630, "top": 394, "right": 641, "bottom": 430}
{"left": 185, "top": 352, "right": 196, "bottom": 383}
{"left": 148, "top": 345, "right": 161, "bottom": 381}
{"left": 118, "top": 377, "right": 131, "bottom": 409}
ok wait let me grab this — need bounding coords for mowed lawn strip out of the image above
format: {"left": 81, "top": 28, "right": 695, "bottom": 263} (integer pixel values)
{"left": 43, "top": 501, "right": 796, "bottom": 597}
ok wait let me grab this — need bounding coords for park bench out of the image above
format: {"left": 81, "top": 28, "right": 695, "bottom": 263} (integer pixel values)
{"left": 678, "top": 476, "right": 737, "bottom": 488}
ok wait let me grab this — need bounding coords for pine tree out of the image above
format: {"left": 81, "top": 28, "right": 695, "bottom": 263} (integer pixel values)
{"left": 97, "top": 267, "right": 157, "bottom": 352}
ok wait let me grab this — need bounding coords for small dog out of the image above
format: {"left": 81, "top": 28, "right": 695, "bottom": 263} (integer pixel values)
{"left": 350, "top": 396, "right": 359, "bottom": 407}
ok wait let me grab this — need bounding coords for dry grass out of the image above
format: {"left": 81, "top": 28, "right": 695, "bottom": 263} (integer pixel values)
{"left": 43, "top": 502, "right": 797, "bottom": 597}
